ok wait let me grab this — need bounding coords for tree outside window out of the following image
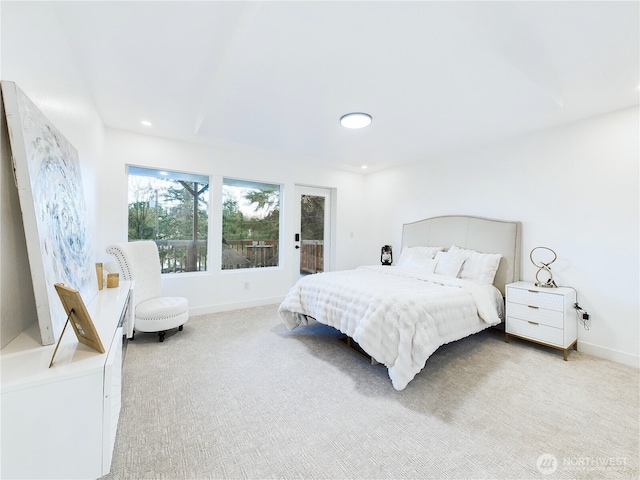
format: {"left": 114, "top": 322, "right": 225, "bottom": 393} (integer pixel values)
{"left": 222, "top": 178, "right": 280, "bottom": 269}
{"left": 128, "top": 167, "right": 209, "bottom": 273}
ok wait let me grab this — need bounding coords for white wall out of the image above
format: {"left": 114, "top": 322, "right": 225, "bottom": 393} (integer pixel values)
{"left": 363, "top": 106, "right": 640, "bottom": 367}
{"left": 101, "top": 129, "right": 368, "bottom": 315}
{"left": 1, "top": 2, "right": 105, "bottom": 237}
{"left": 1, "top": 2, "right": 368, "bottom": 331}
{"left": 1, "top": 2, "right": 105, "bottom": 346}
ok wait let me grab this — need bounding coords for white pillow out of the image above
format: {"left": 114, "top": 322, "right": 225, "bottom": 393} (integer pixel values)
{"left": 396, "top": 246, "right": 443, "bottom": 268}
{"left": 448, "top": 245, "right": 502, "bottom": 285}
{"left": 434, "top": 251, "right": 467, "bottom": 277}
{"left": 398, "top": 257, "right": 438, "bottom": 274}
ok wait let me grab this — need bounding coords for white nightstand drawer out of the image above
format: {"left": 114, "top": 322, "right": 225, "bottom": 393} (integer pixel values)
{"left": 506, "top": 302, "right": 564, "bottom": 329}
{"left": 507, "top": 287, "right": 564, "bottom": 311}
{"left": 507, "top": 317, "right": 564, "bottom": 347}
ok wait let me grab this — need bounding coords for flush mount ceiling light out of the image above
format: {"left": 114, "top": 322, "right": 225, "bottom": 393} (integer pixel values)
{"left": 340, "top": 112, "right": 372, "bottom": 129}
{"left": 140, "top": 120, "right": 152, "bottom": 127}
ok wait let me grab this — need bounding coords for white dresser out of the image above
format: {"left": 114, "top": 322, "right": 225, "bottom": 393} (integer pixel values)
{"left": 0, "top": 281, "right": 132, "bottom": 479}
{"left": 505, "top": 281, "right": 577, "bottom": 360}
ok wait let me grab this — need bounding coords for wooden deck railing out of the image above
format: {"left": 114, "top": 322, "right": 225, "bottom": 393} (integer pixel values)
{"left": 156, "top": 240, "right": 207, "bottom": 273}
{"left": 223, "top": 240, "right": 279, "bottom": 269}
{"left": 300, "top": 240, "right": 324, "bottom": 274}
{"left": 155, "top": 239, "right": 321, "bottom": 272}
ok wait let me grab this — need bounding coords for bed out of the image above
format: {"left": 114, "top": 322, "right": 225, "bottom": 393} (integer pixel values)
{"left": 278, "top": 215, "right": 522, "bottom": 390}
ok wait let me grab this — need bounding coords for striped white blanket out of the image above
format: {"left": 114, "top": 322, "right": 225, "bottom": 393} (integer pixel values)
{"left": 278, "top": 266, "right": 503, "bottom": 390}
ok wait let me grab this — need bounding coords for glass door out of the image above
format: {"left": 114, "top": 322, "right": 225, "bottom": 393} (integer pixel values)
{"left": 294, "top": 186, "right": 331, "bottom": 280}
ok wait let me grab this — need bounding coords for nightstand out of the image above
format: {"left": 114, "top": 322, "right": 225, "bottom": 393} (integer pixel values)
{"left": 505, "top": 281, "right": 577, "bottom": 360}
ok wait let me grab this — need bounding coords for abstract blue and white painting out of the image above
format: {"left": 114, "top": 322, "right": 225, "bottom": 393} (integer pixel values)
{"left": 2, "top": 81, "right": 96, "bottom": 345}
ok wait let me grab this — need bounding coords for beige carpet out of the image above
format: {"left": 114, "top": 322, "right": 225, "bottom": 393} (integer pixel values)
{"left": 103, "top": 304, "right": 639, "bottom": 479}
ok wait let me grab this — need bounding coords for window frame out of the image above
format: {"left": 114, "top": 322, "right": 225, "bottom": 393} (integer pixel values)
{"left": 126, "top": 165, "right": 211, "bottom": 275}
{"left": 221, "top": 176, "right": 283, "bottom": 272}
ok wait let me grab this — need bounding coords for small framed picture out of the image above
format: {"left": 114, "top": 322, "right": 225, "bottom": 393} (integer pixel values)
{"left": 54, "top": 283, "right": 105, "bottom": 354}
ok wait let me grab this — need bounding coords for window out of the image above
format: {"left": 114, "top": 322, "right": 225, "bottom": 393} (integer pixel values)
{"left": 222, "top": 178, "right": 280, "bottom": 269}
{"left": 128, "top": 166, "right": 209, "bottom": 273}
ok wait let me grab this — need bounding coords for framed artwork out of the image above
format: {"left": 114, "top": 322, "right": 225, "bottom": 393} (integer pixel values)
{"left": 1, "top": 81, "right": 96, "bottom": 345}
{"left": 53, "top": 283, "right": 104, "bottom": 358}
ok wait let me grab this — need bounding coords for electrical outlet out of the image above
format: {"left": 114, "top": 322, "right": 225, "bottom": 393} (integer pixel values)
{"left": 244, "top": 281, "right": 250, "bottom": 291}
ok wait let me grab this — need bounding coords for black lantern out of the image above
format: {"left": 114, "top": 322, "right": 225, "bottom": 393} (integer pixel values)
{"left": 381, "top": 245, "right": 393, "bottom": 265}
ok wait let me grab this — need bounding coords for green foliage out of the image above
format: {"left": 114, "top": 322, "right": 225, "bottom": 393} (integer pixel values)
{"left": 128, "top": 178, "right": 208, "bottom": 242}
{"left": 129, "top": 176, "right": 280, "bottom": 269}
{"left": 222, "top": 186, "right": 280, "bottom": 242}
{"left": 244, "top": 189, "right": 278, "bottom": 214}
{"left": 128, "top": 201, "right": 155, "bottom": 240}
{"left": 222, "top": 198, "right": 245, "bottom": 241}
{"left": 300, "top": 195, "right": 324, "bottom": 240}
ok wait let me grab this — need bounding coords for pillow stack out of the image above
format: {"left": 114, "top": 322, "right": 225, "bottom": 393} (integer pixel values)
{"left": 395, "top": 245, "right": 502, "bottom": 285}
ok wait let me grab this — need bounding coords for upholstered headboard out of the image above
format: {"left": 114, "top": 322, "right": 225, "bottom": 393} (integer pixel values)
{"left": 401, "top": 215, "right": 521, "bottom": 295}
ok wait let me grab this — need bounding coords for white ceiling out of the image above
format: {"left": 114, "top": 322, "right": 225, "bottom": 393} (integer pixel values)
{"left": 52, "top": 1, "right": 639, "bottom": 173}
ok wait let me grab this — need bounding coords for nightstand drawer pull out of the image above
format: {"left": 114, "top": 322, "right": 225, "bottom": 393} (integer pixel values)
{"left": 506, "top": 317, "right": 564, "bottom": 347}
{"left": 528, "top": 321, "right": 539, "bottom": 325}
{"left": 506, "top": 302, "right": 564, "bottom": 328}
{"left": 528, "top": 290, "right": 538, "bottom": 293}
{"left": 507, "top": 287, "right": 564, "bottom": 311}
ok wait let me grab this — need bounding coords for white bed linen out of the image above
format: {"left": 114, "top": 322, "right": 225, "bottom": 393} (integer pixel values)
{"left": 278, "top": 266, "right": 503, "bottom": 390}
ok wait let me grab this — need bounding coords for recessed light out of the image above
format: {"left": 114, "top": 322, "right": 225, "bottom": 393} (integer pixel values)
{"left": 340, "top": 112, "right": 372, "bottom": 129}
{"left": 141, "top": 120, "right": 152, "bottom": 127}
{"left": 361, "top": 165, "right": 368, "bottom": 170}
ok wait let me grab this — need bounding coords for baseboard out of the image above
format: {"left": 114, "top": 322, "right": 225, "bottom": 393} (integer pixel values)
{"left": 578, "top": 341, "right": 639, "bottom": 368}
{"left": 189, "top": 296, "right": 285, "bottom": 317}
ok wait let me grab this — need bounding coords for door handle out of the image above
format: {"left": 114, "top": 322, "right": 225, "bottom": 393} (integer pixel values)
{"left": 295, "top": 245, "right": 300, "bottom": 249}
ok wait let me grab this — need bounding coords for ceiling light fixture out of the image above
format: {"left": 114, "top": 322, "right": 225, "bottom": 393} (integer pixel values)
{"left": 340, "top": 112, "right": 372, "bottom": 129}
{"left": 141, "top": 120, "right": 152, "bottom": 127}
